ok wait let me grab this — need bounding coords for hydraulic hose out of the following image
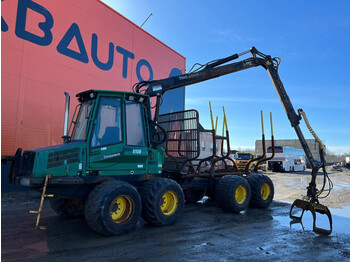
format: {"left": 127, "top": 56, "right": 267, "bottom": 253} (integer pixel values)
{"left": 298, "top": 109, "right": 325, "bottom": 150}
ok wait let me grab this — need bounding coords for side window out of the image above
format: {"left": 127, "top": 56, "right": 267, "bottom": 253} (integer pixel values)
{"left": 125, "top": 101, "right": 146, "bottom": 146}
{"left": 71, "top": 100, "right": 93, "bottom": 140}
{"left": 90, "top": 97, "right": 122, "bottom": 148}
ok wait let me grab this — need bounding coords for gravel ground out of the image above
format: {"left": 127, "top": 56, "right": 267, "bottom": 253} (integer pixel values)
{"left": 270, "top": 167, "right": 350, "bottom": 209}
{"left": 2, "top": 168, "right": 350, "bottom": 261}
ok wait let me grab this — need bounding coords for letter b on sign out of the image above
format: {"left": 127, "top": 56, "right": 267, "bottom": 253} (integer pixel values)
{"left": 15, "top": 0, "right": 54, "bottom": 46}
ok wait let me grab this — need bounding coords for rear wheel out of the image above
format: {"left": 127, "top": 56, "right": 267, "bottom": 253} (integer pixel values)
{"left": 50, "top": 197, "right": 85, "bottom": 219}
{"left": 140, "top": 178, "right": 184, "bottom": 226}
{"left": 84, "top": 181, "right": 141, "bottom": 236}
{"left": 216, "top": 175, "right": 251, "bottom": 213}
{"left": 246, "top": 173, "right": 274, "bottom": 208}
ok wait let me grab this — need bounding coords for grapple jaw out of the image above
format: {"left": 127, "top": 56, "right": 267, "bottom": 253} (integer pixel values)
{"left": 290, "top": 199, "right": 332, "bottom": 235}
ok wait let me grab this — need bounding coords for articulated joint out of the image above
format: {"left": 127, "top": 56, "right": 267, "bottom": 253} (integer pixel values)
{"left": 289, "top": 113, "right": 302, "bottom": 128}
{"left": 306, "top": 184, "right": 318, "bottom": 203}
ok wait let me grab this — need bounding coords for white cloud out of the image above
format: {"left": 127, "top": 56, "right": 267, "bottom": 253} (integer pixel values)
{"left": 211, "top": 29, "right": 260, "bottom": 44}
{"left": 230, "top": 145, "right": 255, "bottom": 151}
{"left": 327, "top": 146, "right": 350, "bottom": 155}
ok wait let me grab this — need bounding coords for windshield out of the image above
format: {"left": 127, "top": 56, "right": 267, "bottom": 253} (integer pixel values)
{"left": 90, "top": 97, "right": 122, "bottom": 148}
{"left": 71, "top": 100, "right": 93, "bottom": 140}
{"left": 236, "top": 153, "right": 252, "bottom": 160}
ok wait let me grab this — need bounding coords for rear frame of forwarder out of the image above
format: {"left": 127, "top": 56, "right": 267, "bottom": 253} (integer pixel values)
{"left": 5, "top": 47, "right": 333, "bottom": 236}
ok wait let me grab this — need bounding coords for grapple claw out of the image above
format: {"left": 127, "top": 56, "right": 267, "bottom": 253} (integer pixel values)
{"left": 290, "top": 199, "right": 332, "bottom": 235}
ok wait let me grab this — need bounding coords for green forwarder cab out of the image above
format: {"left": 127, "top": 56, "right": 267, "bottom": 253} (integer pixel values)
{"left": 12, "top": 90, "right": 164, "bottom": 189}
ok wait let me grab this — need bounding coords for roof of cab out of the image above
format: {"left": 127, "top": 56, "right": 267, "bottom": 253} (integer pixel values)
{"left": 76, "top": 89, "right": 149, "bottom": 98}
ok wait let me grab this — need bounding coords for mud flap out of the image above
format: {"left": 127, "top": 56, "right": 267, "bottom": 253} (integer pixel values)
{"left": 290, "top": 199, "right": 332, "bottom": 235}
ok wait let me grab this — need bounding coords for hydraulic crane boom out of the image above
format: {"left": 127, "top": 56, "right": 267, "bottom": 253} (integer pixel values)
{"left": 135, "top": 46, "right": 333, "bottom": 235}
{"left": 136, "top": 47, "right": 315, "bottom": 170}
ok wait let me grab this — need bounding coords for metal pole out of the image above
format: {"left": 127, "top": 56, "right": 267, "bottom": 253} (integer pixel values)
{"left": 63, "top": 92, "right": 70, "bottom": 143}
{"left": 141, "top": 13, "right": 153, "bottom": 28}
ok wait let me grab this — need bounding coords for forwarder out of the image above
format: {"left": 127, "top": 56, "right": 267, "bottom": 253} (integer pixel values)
{"left": 6, "top": 47, "right": 333, "bottom": 235}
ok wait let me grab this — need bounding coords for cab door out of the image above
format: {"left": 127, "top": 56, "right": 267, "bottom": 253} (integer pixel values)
{"left": 123, "top": 100, "right": 149, "bottom": 174}
{"left": 88, "top": 96, "right": 148, "bottom": 176}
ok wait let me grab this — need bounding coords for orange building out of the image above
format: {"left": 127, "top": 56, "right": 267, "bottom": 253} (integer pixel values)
{"left": 1, "top": 0, "right": 186, "bottom": 157}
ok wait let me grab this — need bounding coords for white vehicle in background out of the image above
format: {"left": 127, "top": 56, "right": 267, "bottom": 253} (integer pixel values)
{"left": 267, "top": 146, "right": 306, "bottom": 172}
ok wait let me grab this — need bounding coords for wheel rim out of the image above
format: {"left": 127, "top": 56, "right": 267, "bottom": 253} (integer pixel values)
{"left": 261, "top": 183, "right": 271, "bottom": 200}
{"left": 110, "top": 195, "right": 134, "bottom": 224}
{"left": 235, "top": 185, "right": 247, "bottom": 205}
{"left": 161, "top": 191, "right": 178, "bottom": 216}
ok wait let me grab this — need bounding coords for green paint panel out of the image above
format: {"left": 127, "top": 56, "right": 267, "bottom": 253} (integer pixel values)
{"left": 16, "top": 90, "right": 165, "bottom": 180}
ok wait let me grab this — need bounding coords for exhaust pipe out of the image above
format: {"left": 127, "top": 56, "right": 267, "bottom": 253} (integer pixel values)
{"left": 62, "top": 92, "right": 70, "bottom": 143}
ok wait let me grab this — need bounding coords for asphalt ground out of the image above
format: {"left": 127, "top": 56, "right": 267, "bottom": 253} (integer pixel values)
{"left": 2, "top": 188, "right": 350, "bottom": 262}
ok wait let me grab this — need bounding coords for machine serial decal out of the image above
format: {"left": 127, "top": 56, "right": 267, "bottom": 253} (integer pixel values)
{"left": 179, "top": 72, "right": 200, "bottom": 80}
{"left": 243, "top": 61, "right": 253, "bottom": 67}
{"left": 133, "top": 149, "right": 142, "bottom": 154}
{"left": 102, "top": 153, "right": 121, "bottom": 160}
{"left": 152, "top": 85, "right": 162, "bottom": 91}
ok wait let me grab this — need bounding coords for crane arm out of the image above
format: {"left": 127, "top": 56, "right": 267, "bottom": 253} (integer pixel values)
{"left": 135, "top": 46, "right": 329, "bottom": 203}
{"left": 135, "top": 46, "right": 333, "bottom": 234}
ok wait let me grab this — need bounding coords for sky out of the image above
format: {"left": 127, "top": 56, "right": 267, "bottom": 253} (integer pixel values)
{"left": 102, "top": 0, "right": 350, "bottom": 155}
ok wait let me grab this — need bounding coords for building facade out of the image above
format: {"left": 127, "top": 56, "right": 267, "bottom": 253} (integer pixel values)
{"left": 255, "top": 139, "right": 324, "bottom": 162}
{"left": 1, "top": 0, "right": 186, "bottom": 191}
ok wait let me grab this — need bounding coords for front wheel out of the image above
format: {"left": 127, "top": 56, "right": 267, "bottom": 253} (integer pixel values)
{"left": 140, "top": 178, "right": 184, "bottom": 226}
{"left": 84, "top": 181, "right": 141, "bottom": 236}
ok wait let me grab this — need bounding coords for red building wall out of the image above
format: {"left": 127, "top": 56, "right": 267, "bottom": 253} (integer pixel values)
{"left": 1, "top": 0, "right": 186, "bottom": 155}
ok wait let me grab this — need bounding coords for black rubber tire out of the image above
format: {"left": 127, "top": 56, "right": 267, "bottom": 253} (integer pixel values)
{"left": 84, "top": 181, "right": 141, "bottom": 236}
{"left": 140, "top": 178, "right": 184, "bottom": 226}
{"left": 50, "top": 197, "right": 85, "bottom": 219}
{"left": 216, "top": 175, "right": 251, "bottom": 213}
{"left": 184, "top": 189, "right": 206, "bottom": 203}
{"left": 246, "top": 173, "right": 274, "bottom": 208}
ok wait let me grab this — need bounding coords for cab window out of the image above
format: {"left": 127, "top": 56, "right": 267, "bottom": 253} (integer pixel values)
{"left": 125, "top": 101, "right": 146, "bottom": 146}
{"left": 90, "top": 97, "right": 122, "bottom": 147}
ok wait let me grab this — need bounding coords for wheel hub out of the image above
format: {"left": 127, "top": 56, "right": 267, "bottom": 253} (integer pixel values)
{"left": 161, "top": 191, "right": 178, "bottom": 216}
{"left": 261, "top": 183, "right": 271, "bottom": 200}
{"left": 235, "top": 185, "right": 247, "bottom": 204}
{"left": 110, "top": 195, "right": 134, "bottom": 224}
